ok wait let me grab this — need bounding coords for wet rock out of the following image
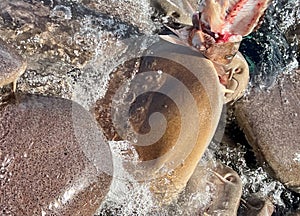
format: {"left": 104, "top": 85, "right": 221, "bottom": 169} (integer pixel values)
{"left": 0, "top": 94, "right": 112, "bottom": 216}
{"left": 82, "top": 0, "right": 157, "bottom": 33}
{"left": 234, "top": 71, "right": 300, "bottom": 192}
{"left": 0, "top": 0, "right": 147, "bottom": 98}
{"left": 150, "top": 0, "right": 198, "bottom": 25}
{"left": 286, "top": 23, "right": 300, "bottom": 65}
{"left": 0, "top": 38, "right": 26, "bottom": 91}
{"left": 0, "top": 0, "right": 142, "bottom": 66}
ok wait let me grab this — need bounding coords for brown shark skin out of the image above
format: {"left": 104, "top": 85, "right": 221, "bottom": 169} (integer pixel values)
{"left": 180, "top": 161, "right": 242, "bottom": 216}
{"left": 240, "top": 196, "right": 274, "bottom": 216}
{"left": 159, "top": 33, "right": 249, "bottom": 103}
{"left": 94, "top": 39, "right": 224, "bottom": 205}
{"left": 203, "top": 41, "right": 241, "bottom": 66}
{"left": 223, "top": 52, "right": 249, "bottom": 103}
{"left": 0, "top": 38, "right": 27, "bottom": 91}
{"left": 205, "top": 164, "right": 243, "bottom": 216}
{"left": 0, "top": 94, "right": 112, "bottom": 216}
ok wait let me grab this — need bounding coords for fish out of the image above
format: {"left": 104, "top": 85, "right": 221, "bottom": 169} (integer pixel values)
{"left": 162, "top": 0, "right": 271, "bottom": 65}
{"left": 181, "top": 161, "right": 243, "bottom": 215}
{"left": 199, "top": 0, "right": 271, "bottom": 38}
{"left": 205, "top": 163, "right": 243, "bottom": 216}
{"left": 94, "top": 39, "right": 224, "bottom": 205}
{"left": 160, "top": 0, "right": 270, "bottom": 102}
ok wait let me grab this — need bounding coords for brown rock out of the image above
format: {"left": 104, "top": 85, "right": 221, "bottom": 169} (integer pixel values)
{"left": 0, "top": 0, "right": 146, "bottom": 98}
{"left": 234, "top": 71, "right": 300, "bottom": 192}
{"left": 0, "top": 94, "right": 112, "bottom": 216}
{"left": 0, "top": 38, "right": 26, "bottom": 91}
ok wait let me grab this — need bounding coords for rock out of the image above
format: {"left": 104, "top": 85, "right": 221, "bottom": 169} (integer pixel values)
{"left": 234, "top": 71, "right": 300, "bottom": 192}
{"left": 286, "top": 23, "right": 300, "bottom": 64}
{"left": 82, "top": 0, "right": 157, "bottom": 33}
{"left": 0, "top": 0, "right": 141, "bottom": 67}
{"left": 0, "top": 94, "right": 112, "bottom": 216}
{"left": 0, "top": 0, "right": 146, "bottom": 98}
{"left": 150, "top": 0, "right": 198, "bottom": 25}
{"left": 0, "top": 38, "right": 26, "bottom": 91}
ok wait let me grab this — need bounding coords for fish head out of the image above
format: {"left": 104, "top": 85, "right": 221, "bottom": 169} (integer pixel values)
{"left": 203, "top": 40, "right": 241, "bottom": 65}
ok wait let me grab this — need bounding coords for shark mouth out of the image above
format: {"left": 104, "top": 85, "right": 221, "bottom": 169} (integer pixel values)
{"left": 198, "top": 0, "right": 271, "bottom": 43}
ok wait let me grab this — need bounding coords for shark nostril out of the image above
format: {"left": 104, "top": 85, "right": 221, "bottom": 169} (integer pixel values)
{"left": 234, "top": 68, "right": 242, "bottom": 73}
{"left": 226, "top": 176, "right": 235, "bottom": 181}
{"left": 223, "top": 173, "right": 237, "bottom": 182}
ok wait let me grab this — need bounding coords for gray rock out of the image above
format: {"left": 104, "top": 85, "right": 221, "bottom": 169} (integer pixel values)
{"left": 0, "top": 94, "right": 112, "bottom": 216}
{"left": 234, "top": 71, "right": 300, "bottom": 192}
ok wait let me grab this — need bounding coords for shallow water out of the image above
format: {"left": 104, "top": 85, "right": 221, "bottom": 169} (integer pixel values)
{"left": 0, "top": 0, "right": 299, "bottom": 215}
{"left": 240, "top": 0, "right": 299, "bottom": 89}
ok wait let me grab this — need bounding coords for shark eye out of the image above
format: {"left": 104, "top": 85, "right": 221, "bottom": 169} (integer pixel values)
{"left": 225, "top": 54, "right": 234, "bottom": 60}
{"left": 225, "top": 52, "right": 237, "bottom": 60}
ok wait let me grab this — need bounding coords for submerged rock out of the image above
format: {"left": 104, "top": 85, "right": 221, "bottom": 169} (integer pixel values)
{"left": 0, "top": 94, "right": 112, "bottom": 216}
{"left": 0, "top": 0, "right": 151, "bottom": 98}
{"left": 235, "top": 71, "right": 300, "bottom": 192}
{"left": 0, "top": 38, "right": 26, "bottom": 91}
{"left": 150, "top": 0, "right": 198, "bottom": 25}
